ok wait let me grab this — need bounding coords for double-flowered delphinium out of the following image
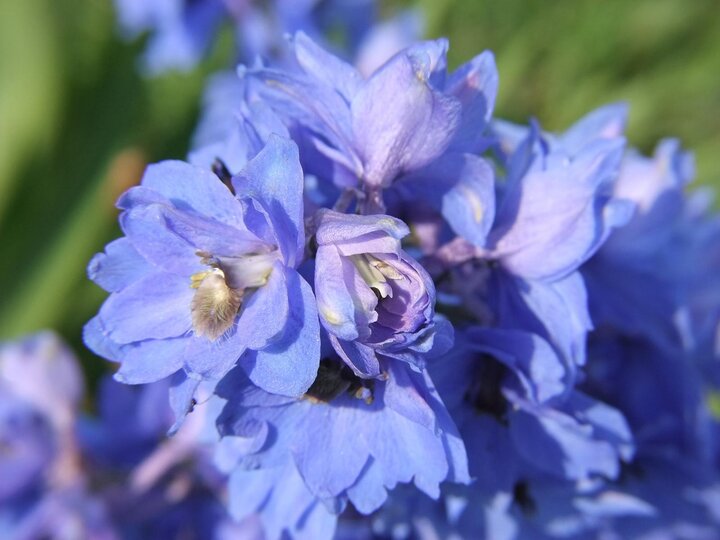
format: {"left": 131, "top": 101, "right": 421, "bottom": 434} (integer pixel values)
{"left": 86, "top": 135, "right": 321, "bottom": 397}
{"left": 87, "top": 9, "right": 720, "bottom": 536}
{"left": 313, "top": 209, "right": 451, "bottom": 377}
{"left": 85, "top": 109, "right": 467, "bottom": 536}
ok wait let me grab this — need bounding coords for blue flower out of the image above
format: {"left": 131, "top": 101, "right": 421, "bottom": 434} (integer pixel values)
{"left": 114, "top": 0, "right": 382, "bottom": 75}
{"left": 85, "top": 135, "right": 320, "bottom": 399}
{"left": 114, "top": 0, "right": 226, "bottom": 74}
{"left": 0, "top": 394, "right": 55, "bottom": 504}
{"left": 313, "top": 209, "right": 453, "bottom": 377}
{"left": 583, "top": 139, "right": 698, "bottom": 351}
{"left": 431, "top": 328, "right": 633, "bottom": 487}
{"left": 584, "top": 334, "right": 714, "bottom": 466}
{"left": 79, "top": 377, "right": 174, "bottom": 468}
{"left": 0, "top": 333, "right": 119, "bottom": 539}
{"left": 429, "top": 111, "right": 633, "bottom": 380}
{"left": 246, "top": 33, "right": 498, "bottom": 220}
{"left": 213, "top": 350, "right": 468, "bottom": 537}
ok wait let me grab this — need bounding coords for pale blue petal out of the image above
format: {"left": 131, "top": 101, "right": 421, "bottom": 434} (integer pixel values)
{"left": 87, "top": 237, "right": 153, "bottom": 292}
{"left": 233, "top": 135, "right": 305, "bottom": 266}
{"left": 242, "top": 269, "right": 320, "bottom": 396}
{"left": 114, "top": 337, "right": 188, "bottom": 384}
{"left": 99, "top": 272, "right": 193, "bottom": 344}
{"left": 140, "top": 159, "right": 246, "bottom": 229}
{"left": 239, "top": 260, "right": 290, "bottom": 350}
{"left": 351, "top": 42, "right": 461, "bottom": 187}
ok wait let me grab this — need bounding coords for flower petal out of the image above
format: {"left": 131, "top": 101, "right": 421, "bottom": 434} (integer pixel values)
{"left": 113, "top": 337, "right": 188, "bottom": 384}
{"left": 87, "top": 238, "right": 154, "bottom": 292}
{"left": 233, "top": 135, "right": 305, "bottom": 266}
{"left": 140, "top": 160, "right": 246, "bottom": 229}
{"left": 99, "top": 272, "right": 193, "bottom": 344}
{"left": 242, "top": 269, "right": 320, "bottom": 397}
{"left": 238, "top": 260, "right": 290, "bottom": 350}
{"left": 351, "top": 41, "right": 461, "bottom": 187}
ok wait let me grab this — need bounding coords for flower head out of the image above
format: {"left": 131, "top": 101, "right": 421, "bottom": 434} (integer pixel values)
{"left": 214, "top": 349, "right": 468, "bottom": 537}
{"left": 247, "top": 32, "right": 497, "bottom": 213}
{"left": 85, "top": 135, "right": 320, "bottom": 399}
{"left": 314, "top": 209, "right": 452, "bottom": 377}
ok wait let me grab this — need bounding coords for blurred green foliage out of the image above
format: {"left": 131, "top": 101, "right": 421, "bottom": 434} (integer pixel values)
{"left": 0, "top": 0, "right": 718, "bottom": 382}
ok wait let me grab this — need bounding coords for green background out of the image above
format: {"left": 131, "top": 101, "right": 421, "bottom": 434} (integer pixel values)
{"left": 0, "top": 0, "right": 718, "bottom": 383}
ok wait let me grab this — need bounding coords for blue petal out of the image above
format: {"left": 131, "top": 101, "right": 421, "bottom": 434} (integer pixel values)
{"left": 248, "top": 61, "right": 359, "bottom": 176}
{"left": 238, "top": 260, "right": 290, "bottom": 350}
{"left": 315, "top": 246, "right": 362, "bottom": 341}
{"left": 330, "top": 336, "right": 381, "bottom": 378}
{"left": 383, "top": 362, "right": 437, "bottom": 430}
{"left": 183, "top": 327, "right": 248, "bottom": 380}
{"left": 83, "top": 315, "right": 123, "bottom": 362}
{"left": 227, "top": 467, "right": 275, "bottom": 522}
{"left": 293, "top": 32, "right": 362, "bottom": 102}
{"left": 233, "top": 135, "right": 305, "bottom": 267}
{"left": 120, "top": 205, "right": 204, "bottom": 277}
{"left": 314, "top": 209, "right": 409, "bottom": 245}
{"left": 490, "top": 270, "right": 592, "bottom": 374}
{"left": 87, "top": 237, "right": 153, "bottom": 292}
{"left": 446, "top": 50, "right": 499, "bottom": 153}
{"left": 292, "top": 406, "right": 371, "bottom": 500}
{"left": 465, "top": 327, "right": 566, "bottom": 403}
{"left": 557, "top": 102, "right": 628, "bottom": 155}
{"left": 167, "top": 371, "right": 200, "bottom": 435}
{"left": 99, "top": 272, "right": 193, "bottom": 344}
{"left": 399, "top": 153, "right": 495, "bottom": 247}
{"left": 351, "top": 41, "right": 461, "bottom": 187}
{"left": 370, "top": 397, "right": 449, "bottom": 498}
{"left": 139, "top": 160, "right": 246, "bottom": 229}
{"left": 491, "top": 137, "right": 627, "bottom": 281}
{"left": 241, "top": 268, "right": 320, "bottom": 396}
{"left": 346, "top": 459, "right": 389, "bottom": 514}
{"left": 113, "top": 337, "right": 188, "bottom": 384}
{"left": 508, "top": 391, "right": 633, "bottom": 482}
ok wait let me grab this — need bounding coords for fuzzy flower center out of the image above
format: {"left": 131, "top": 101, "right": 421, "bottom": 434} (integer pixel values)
{"left": 189, "top": 250, "right": 277, "bottom": 341}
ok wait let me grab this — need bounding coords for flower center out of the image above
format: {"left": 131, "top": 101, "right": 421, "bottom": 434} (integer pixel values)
{"left": 189, "top": 250, "right": 277, "bottom": 341}
{"left": 351, "top": 254, "right": 403, "bottom": 300}
{"left": 304, "top": 359, "right": 375, "bottom": 405}
{"left": 465, "top": 355, "right": 509, "bottom": 422}
{"left": 190, "top": 268, "right": 243, "bottom": 341}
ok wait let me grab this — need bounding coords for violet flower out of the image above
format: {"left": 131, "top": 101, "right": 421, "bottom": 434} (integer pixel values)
{"left": 314, "top": 209, "right": 452, "bottom": 377}
{"left": 85, "top": 135, "right": 320, "bottom": 399}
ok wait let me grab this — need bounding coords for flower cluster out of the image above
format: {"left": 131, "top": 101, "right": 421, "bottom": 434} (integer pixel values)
{"left": 0, "top": 332, "right": 257, "bottom": 539}
{"left": 3, "top": 3, "right": 712, "bottom": 539}
{"left": 113, "top": 0, "right": 416, "bottom": 75}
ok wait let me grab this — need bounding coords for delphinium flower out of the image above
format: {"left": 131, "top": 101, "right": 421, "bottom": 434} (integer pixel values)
{"left": 574, "top": 136, "right": 720, "bottom": 536}
{"left": 429, "top": 107, "right": 633, "bottom": 378}
{"left": 84, "top": 21, "right": 487, "bottom": 530}
{"left": 244, "top": 32, "right": 498, "bottom": 229}
{"left": 113, "top": 0, "right": 378, "bottom": 74}
{"left": 363, "top": 112, "right": 638, "bottom": 536}
{"left": 0, "top": 333, "right": 118, "bottom": 539}
{"left": 376, "top": 461, "right": 720, "bottom": 540}
{"left": 313, "top": 209, "right": 452, "bottom": 377}
{"left": 213, "top": 341, "right": 468, "bottom": 539}
{"left": 114, "top": 0, "right": 227, "bottom": 74}
{"left": 391, "top": 109, "right": 720, "bottom": 538}
{"left": 81, "top": 376, "right": 262, "bottom": 539}
{"left": 431, "top": 328, "right": 633, "bottom": 488}
{"left": 192, "top": 11, "right": 423, "bottom": 162}
{"left": 85, "top": 134, "right": 321, "bottom": 404}
{"left": 85, "top": 2, "right": 720, "bottom": 534}
{"left": 0, "top": 332, "right": 259, "bottom": 539}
